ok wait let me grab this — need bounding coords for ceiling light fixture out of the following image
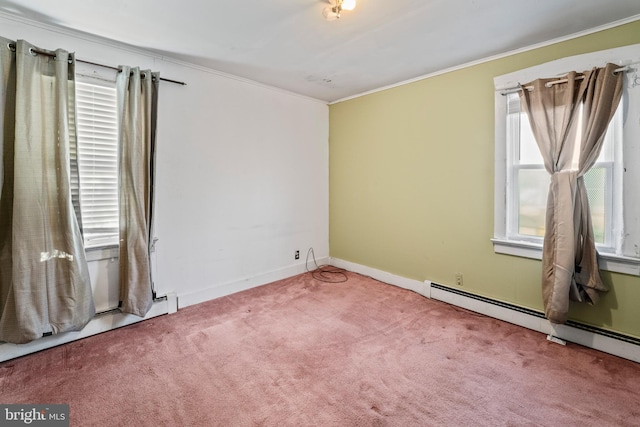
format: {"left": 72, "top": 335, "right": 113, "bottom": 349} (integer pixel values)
{"left": 323, "top": 0, "right": 356, "bottom": 21}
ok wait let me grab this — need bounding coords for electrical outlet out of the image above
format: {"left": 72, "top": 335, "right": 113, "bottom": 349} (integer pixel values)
{"left": 455, "top": 273, "right": 463, "bottom": 287}
{"left": 295, "top": 250, "right": 300, "bottom": 260}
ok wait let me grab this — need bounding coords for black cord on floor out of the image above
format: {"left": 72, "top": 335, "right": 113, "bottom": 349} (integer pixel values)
{"left": 305, "top": 248, "right": 348, "bottom": 283}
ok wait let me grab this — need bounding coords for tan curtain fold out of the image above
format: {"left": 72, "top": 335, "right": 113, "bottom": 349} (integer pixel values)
{"left": 116, "top": 66, "right": 159, "bottom": 317}
{"left": 519, "top": 63, "right": 622, "bottom": 323}
{"left": 0, "top": 38, "right": 95, "bottom": 343}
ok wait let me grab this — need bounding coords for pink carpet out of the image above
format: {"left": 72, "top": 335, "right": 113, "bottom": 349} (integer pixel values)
{"left": 1, "top": 271, "right": 639, "bottom": 426}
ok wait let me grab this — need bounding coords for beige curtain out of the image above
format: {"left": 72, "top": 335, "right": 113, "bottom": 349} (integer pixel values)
{"left": 0, "top": 38, "right": 95, "bottom": 343}
{"left": 519, "top": 63, "right": 623, "bottom": 323}
{"left": 116, "top": 66, "right": 159, "bottom": 317}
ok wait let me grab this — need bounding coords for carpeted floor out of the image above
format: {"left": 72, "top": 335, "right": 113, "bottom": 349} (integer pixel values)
{"left": 1, "top": 271, "right": 639, "bottom": 426}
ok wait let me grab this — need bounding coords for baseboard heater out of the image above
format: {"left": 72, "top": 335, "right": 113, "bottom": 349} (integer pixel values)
{"left": 428, "top": 282, "right": 640, "bottom": 363}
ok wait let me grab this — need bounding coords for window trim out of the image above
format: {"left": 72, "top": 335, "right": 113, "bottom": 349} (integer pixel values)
{"left": 493, "top": 44, "right": 640, "bottom": 276}
{"left": 491, "top": 238, "right": 640, "bottom": 276}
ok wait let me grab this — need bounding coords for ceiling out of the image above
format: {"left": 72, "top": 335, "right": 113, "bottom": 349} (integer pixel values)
{"left": 1, "top": 0, "right": 640, "bottom": 103}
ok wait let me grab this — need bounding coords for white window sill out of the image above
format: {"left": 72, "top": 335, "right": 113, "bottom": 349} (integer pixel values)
{"left": 85, "top": 245, "right": 119, "bottom": 262}
{"left": 491, "top": 238, "right": 640, "bottom": 276}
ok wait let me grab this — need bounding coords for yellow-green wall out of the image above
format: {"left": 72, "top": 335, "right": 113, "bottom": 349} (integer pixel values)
{"left": 329, "top": 21, "right": 640, "bottom": 338}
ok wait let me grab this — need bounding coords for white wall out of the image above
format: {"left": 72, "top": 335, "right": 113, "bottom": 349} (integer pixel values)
{"left": 0, "top": 14, "right": 329, "bottom": 310}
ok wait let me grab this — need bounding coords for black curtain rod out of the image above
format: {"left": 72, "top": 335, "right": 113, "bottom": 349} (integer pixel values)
{"left": 78, "top": 58, "right": 186, "bottom": 86}
{"left": 499, "top": 65, "right": 631, "bottom": 95}
{"left": 8, "top": 43, "right": 186, "bottom": 86}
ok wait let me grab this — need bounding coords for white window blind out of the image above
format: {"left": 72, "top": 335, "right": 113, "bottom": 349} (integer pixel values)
{"left": 76, "top": 80, "right": 119, "bottom": 248}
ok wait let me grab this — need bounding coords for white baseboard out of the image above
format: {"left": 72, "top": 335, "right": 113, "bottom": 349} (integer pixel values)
{"left": 0, "top": 299, "right": 170, "bottom": 362}
{"left": 6, "top": 259, "right": 636, "bottom": 364}
{"left": 0, "top": 259, "right": 325, "bottom": 362}
{"left": 330, "top": 258, "right": 639, "bottom": 364}
{"left": 178, "top": 257, "right": 330, "bottom": 308}
{"left": 330, "top": 258, "right": 430, "bottom": 297}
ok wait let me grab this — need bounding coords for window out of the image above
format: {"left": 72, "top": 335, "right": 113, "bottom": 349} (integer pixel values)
{"left": 505, "top": 93, "right": 621, "bottom": 249}
{"left": 493, "top": 44, "right": 640, "bottom": 276}
{"left": 75, "top": 78, "right": 119, "bottom": 249}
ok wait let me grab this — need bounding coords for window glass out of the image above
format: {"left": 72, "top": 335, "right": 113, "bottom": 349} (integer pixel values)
{"left": 76, "top": 80, "right": 119, "bottom": 248}
{"left": 506, "top": 93, "right": 618, "bottom": 246}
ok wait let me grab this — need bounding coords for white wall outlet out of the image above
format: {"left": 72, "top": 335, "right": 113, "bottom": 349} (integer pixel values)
{"left": 455, "top": 273, "right": 463, "bottom": 287}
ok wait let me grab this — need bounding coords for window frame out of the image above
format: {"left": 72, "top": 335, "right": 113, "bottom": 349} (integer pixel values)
{"left": 492, "top": 44, "right": 640, "bottom": 276}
